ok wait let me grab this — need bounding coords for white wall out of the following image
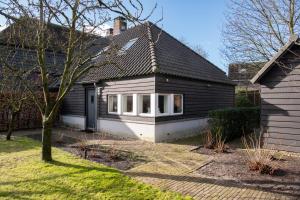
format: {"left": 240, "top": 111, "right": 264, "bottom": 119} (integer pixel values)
{"left": 97, "top": 118, "right": 156, "bottom": 142}
{"left": 61, "top": 115, "right": 208, "bottom": 142}
{"left": 155, "top": 118, "right": 208, "bottom": 142}
{"left": 60, "top": 115, "right": 86, "bottom": 130}
{"left": 97, "top": 117, "right": 208, "bottom": 142}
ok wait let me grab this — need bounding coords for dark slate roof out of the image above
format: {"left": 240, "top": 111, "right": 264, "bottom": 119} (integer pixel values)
{"left": 228, "top": 62, "right": 263, "bottom": 90}
{"left": 251, "top": 35, "right": 299, "bottom": 84}
{"left": 81, "top": 22, "right": 234, "bottom": 85}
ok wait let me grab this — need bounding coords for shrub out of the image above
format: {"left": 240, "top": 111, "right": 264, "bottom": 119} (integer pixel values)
{"left": 202, "top": 127, "right": 227, "bottom": 153}
{"left": 235, "top": 93, "right": 254, "bottom": 107}
{"left": 208, "top": 107, "right": 260, "bottom": 141}
{"left": 242, "top": 132, "right": 279, "bottom": 175}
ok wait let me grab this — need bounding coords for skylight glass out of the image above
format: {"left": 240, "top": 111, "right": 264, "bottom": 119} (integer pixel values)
{"left": 92, "top": 46, "right": 110, "bottom": 60}
{"left": 118, "top": 38, "right": 138, "bottom": 55}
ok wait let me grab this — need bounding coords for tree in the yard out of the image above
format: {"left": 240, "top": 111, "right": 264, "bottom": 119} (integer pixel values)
{"left": 222, "top": 0, "right": 300, "bottom": 65}
{"left": 0, "top": 66, "right": 30, "bottom": 140}
{"left": 179, "top": 37, "right": 209, "bottom": 58}
{"left": 0, "top": 0, "right": 157, "bottom": 161}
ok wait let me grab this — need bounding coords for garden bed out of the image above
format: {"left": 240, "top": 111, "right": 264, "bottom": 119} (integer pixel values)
{"left": 26, "top": 133, "right": 146, "bottom": 171}
{"left": 194, "top": 147, "right": 300, "bottom": 197}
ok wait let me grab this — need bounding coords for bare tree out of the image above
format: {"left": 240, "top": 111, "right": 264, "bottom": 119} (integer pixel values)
{"left": 222, "top": 0, "right": 300, "bottom": 64}
{"left": 0, "top": 0, "right": 156, "bottom": 161}
{"left": 0, "top": 66, "right": 30, "bottom": 140}
{"left": 178, "top": 37, "right": 209, "bottom": 58}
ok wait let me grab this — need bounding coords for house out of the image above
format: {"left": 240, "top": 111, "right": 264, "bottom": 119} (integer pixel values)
{"left": 251, "top": 35, "right": 300, "bottom": 153}
{"left": 61, "top": 17, "right": 235, "bottom": 142}
{"left": 228, "top": 63, "right": 262, "bottom": 91}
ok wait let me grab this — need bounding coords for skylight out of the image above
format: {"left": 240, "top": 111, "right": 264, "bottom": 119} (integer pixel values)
{"left": 92, "top": 46, "right": 110, "bottom": 60}
{"left": 118, "top": 38, "right": 138, "bottom": 55}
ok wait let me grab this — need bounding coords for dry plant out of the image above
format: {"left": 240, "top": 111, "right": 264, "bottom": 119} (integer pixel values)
{"left": 202, "top": 129, "right": 214, "bottom": 149}
{"left": 214, "top": 129, "right": 227, "bottom": 153}
{"left": 242, "top": 131, "right": 279, "bottom": 175}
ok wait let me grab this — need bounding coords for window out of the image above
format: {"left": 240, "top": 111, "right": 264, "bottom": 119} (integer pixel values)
{"left": 123, "top": 95, "right": 133, "bottom": 113}
{"left": 173, "top": 94, "right": 183, "bottom": 114}
{"left": 139, "top": 94, "right": 151, "bottom": 114}
{"left": 118, "top": 38, "right": 138, "bottom": 55}
{"left": 158, "top": 95, "right": 169, "bottom": 114}
{"left": 108, "top": 95, "right": 118, "bottom": 113}
{"left": 93, "top": 46, "right": 110, "bottom": 60}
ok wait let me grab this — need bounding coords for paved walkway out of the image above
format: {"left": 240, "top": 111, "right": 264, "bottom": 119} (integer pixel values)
{"left": 10, "top": 129, "right": 298, "bottom": 200}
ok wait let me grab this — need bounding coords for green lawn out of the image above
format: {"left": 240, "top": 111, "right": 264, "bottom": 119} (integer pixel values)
{"left": 0, "top": 136, "right": 190, "bottom": 200}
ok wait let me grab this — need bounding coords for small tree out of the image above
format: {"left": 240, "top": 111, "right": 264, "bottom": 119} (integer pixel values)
{"left": 0, "top": 0, "right": 157, "bottom": 161}
{"left": 0, "top": 66, "right": 30, "bottom": 140}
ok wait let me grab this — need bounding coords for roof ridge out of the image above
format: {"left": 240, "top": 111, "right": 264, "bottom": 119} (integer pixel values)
{"left": 146, "top": 22, "right": 158, "bottom": 73}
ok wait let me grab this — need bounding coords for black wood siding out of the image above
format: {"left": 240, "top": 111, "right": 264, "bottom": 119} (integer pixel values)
{"left": 98, "top": 76, "right": 155, "bottom": 122}
{"left": 61, "top": 84, "right": 85, "bottom": 116}
{"left": 155, "top": 74, "right": 235, "bottom": 122}
{"left": 260, "top": 48, "right": 300, "bottom": 152}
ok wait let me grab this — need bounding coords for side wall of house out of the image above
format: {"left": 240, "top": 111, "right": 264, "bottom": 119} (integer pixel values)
{"left": 60, "top": 83, "right": 86, "bottom": 129}
{"left": 260, "top": 46, "right": 300, "bottom": 152}
{"left": 155, "top": 74, "right": 235, "bottom": 122}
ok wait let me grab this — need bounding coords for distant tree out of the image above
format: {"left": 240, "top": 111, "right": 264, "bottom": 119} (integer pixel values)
{"left": 0, "top": 66, "right": 30, "bottom": 140}
{"left": 222, "top": 0, "right": 300, "bottom": 64}
{"left": 0, "top": 0, "right": 157, "bottom": 161}
{"left": 179, "top": 37, "right": 209, "bottom": 58}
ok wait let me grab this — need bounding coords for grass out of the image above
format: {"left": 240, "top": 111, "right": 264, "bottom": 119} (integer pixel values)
{"left": 0, "top": 136, "right": 190, "bottom": 200}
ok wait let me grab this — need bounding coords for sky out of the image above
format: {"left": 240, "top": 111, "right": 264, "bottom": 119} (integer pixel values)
{"left": 138, "top": 0, "right": 230, "bottom": 72}
{"left": 0, "top": 1, "right": 230, "bottom": 72}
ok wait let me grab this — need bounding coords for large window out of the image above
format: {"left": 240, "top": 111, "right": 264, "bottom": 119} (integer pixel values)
{"left": 173, "top": 94, "right": 183, "bottom": 114}
{"left": 108, "top": 95, "right": 118, "bottom": 113}
{"left": 107, "top": 93, "right": 183, "bottom": 116}
{"left": 139, "top": 94, "right": 151, "bottom": 114}
{"left": 123, "top": 95, "right": 133, "bottom": 113}
{"left": 158, "top": 95, "right": 169, "bottom": 114}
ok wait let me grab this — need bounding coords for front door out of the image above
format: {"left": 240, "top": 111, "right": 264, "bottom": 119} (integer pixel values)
{"left": 87, "top": 89, "right": 96, "bottom": 129}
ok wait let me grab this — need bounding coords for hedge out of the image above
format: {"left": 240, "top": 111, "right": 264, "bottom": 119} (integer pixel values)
{"left": 208, "top": 107, "right": 260, "bottom": 141}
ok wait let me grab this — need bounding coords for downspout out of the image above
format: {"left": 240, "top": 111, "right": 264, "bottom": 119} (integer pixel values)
{"left": 94, "top": 82, "right": 97, "bottom": 131}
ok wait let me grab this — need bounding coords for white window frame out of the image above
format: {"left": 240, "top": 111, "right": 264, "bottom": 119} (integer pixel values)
{"left": 156, "top": 93, "right": 171, "bottom": 116}
{"left": 107, "top": 94, "right": 120, "bottom": 115}
{"left": 138, "top": 94, "right": 155, "bottom": 117}
{"left": 172, "top": 94, "right": 184, "bottom": 115}
{"left": 122, "top": 94, "right": 137, "bottom": 116}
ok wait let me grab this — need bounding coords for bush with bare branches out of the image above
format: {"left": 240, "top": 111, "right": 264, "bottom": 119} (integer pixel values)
{"left": 242, "top": 132, "right": 280, "bottom": 175}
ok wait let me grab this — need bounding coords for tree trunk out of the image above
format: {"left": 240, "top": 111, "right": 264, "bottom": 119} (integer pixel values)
{"left": 42, "top": 119, "right": 53, "bottom": 161}
{"left": 6, "top": 110, "right": 15, "bottom": 141}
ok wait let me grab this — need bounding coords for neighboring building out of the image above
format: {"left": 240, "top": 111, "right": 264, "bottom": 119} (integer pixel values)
{"left": 251, "top": 35, "right": 300, "bottom": 153}
{"left": 228, "top": 63, "right": 262, "bottom": 91}
{"left": 61, "top": 17, "right": 235, "bottom": 142}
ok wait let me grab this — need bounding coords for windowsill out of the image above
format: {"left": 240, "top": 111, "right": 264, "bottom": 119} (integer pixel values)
{"left": 138, "top": 113, "right": 153, "bottom": 117}
{"left": 122, "top": 112, "right": 136, "bottom": 116}
{"left": 156, "top": 113, "right": 170, "bottom": 117}
{"left": 108, "top": 112, "right": 119, "bottom": 115}
{"left": 173, "top": 113, "right": 183, "bottom": 115}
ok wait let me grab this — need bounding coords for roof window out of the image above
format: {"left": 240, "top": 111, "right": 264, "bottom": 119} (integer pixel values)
{"left": 118, "top": 38, "right": 138, "bottom": 55}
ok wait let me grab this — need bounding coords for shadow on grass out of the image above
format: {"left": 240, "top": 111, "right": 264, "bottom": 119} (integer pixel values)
{"left": 0, "top": 135, "right": 40, "bottom": 153}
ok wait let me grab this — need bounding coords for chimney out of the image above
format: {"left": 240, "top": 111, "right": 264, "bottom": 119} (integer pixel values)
{"left": 113, "top": 16, "right": 127, "bottom": 35}
{"left": 105, "top": 28, "right": 114, "bottom": 36}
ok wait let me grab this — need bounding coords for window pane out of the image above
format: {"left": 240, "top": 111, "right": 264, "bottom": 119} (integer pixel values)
{"left": 158, "top": 95, "right": 168, "bottom": 114}
{"left": 174, "top": 95, "right": 182, "bottom": 113}
{"left": 109, "top": 95, "right": 118, "bottom": 113}
{"left": 142, "top": 95, "right": 151, "bottom": 114}
{"left": 123, "top": 95, "right": 133, "bottom": 113}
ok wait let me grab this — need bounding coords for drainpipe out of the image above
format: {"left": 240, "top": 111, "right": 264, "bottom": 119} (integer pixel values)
{"left": 94, "top": 82, "right": 97, "bottom": 131}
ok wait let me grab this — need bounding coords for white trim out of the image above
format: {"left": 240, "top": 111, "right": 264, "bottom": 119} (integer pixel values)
{"left": 121, "top": 94, "right": 136, "bottom": 116}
